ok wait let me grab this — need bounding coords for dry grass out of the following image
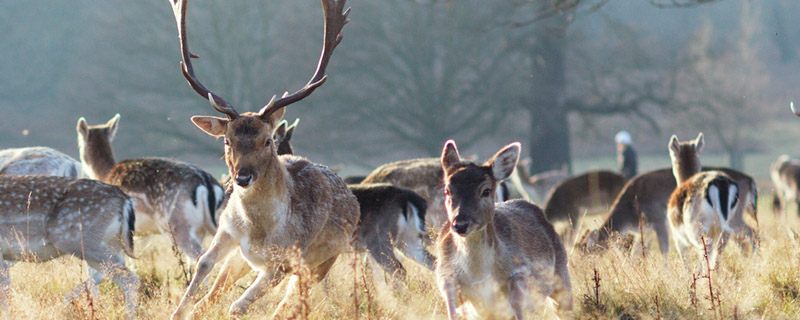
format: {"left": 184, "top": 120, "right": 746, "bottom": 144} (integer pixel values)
{"left": 1, "top": 196, "right": 799, "bottom": 319}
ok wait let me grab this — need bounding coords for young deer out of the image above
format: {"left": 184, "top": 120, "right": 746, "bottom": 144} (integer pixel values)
{"left": 667, "top": 133, "right": 739, "bottom": 266}
{"left": 0, "top": 146, "right": 82, "bottom": 178}
{"left": 76, "top": 114, "right": 225, "bottom": 262}
{"left": 0, "top": 176, "right": 138, "bottom": 318}
{"left": 436, "top": 141, "right": 572, "bottom": 319}
{"left": 167, "top": 0, "right": 358, "bottom": 318}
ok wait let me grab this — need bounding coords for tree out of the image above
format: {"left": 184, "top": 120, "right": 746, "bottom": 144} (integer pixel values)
{"left": 672, "top": 1, "right": 769, "bottom": 170}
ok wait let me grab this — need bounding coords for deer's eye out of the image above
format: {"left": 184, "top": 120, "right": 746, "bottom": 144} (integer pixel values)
{"left": 223, "top": 138, "right": 230, "bottom": 146}
{"left": 481, "top": 188, "right": 492, "bottom": 198}
{"left": 265, "top": 139, "right": 272, "bottom": 147}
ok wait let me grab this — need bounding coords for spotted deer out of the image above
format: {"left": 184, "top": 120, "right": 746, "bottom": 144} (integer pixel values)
{"left": 436, "top": 141, "right": 572, "bottom": 320}
{"left": 167, "top": 0, "right": 358, "bottom": 318}
{"left": 0, "top": 146, "right": 82, "bottom": 178}
{"left": 0, "top": 176, "right": 138, "bottom": 318}
{"left": 76, "top": 114, "right": 225, "bottom": 262}
{"left": 667, "top": 133, "right": 739, "bottom": 266}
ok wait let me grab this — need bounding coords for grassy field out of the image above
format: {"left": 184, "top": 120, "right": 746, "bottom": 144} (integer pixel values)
{"left": 1, "top": 194, "right": 798, "bottom": 319}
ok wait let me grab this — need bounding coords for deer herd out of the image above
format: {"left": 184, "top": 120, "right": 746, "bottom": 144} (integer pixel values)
{"left": 0, "top": 0, "right": 794, "bottom": 319}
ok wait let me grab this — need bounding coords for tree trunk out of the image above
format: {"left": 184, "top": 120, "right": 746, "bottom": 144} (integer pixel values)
{"left": 728, "top": 149, "right": 744, "bottom": 171}
{"left": 525, "top": 12, "right": 571, "bottom": 174}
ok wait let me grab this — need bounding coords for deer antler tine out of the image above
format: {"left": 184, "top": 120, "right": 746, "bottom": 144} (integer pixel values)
{"left": 170, "top": 0, "right": 238, "bottom": 119}
{"left": 260, "top": 0, "right": 348, "bottom": 119}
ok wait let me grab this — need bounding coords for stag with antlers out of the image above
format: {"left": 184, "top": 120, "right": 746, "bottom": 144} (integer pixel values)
{"left": 167, "top": 0, "right": 358, "bottom": 318}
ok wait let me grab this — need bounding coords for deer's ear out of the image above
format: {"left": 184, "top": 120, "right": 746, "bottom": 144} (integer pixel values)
{"left": 668, "top": 135, "right": 680, "bottom": 157}
{"left": 105, "top": 114, "right": 121, "bottom": 142}
{"left": 76, "top": 117, "right": 89, "bottom": 139}
{"left": 273, "top": 120, "right": 288, "bottom": 142}
{"left": 694, "top": 132, "right": 704, "bottom": 154}
{"left": 441, "top": 140, "right": 461, "bottom": 170}
{"left": 285, "top": 118, "right": 299, "bottom": 141}
{"left": 488, "top": 142, "right": 521, "bottom": 180}
{"left": 191, "top": 116, "right": 228, "bottom": 137}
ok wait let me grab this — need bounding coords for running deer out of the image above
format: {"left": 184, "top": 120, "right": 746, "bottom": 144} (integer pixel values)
{"left": 0, "top": 146, "right": 82, "bottom": 178}
{"left": 667, "top": 133, "right": 739, "bottom": 266}
{"left": 76, "top": 114, "right": 225, "bottom": 262}
{"left": 771, "top": 155, "right": 800, "bottom": 216}
{"left": 0, "top": 176, "right": 138, "bottom": 318}
{"left": 168, "top": 0, "right": 358, "bottom": 318}
{"left": 436, "top": 141, "right": 572, "bottom": 319}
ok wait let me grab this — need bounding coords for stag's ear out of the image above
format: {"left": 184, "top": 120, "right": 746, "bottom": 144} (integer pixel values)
{"left": 192, "top": 116, "right": 229, "bottom": 137}
{"left": 105, "top": 114, "right": 121, "bottom": 142}
{"left": 694, "top": 132, "right": 704, "bottom": 154}
{"left": 258, "top": 104, "right": 286, "bottom": 127}
{"left": 76, "top": 117, "right": 89, "bottom": 139}
{"left": 441, "top": 140, "right": 461, "bottom": 170}
{"left": 668, "top": 135, "right": 680, "bottom": 157}
{"left": 488, "top": 142, "right": 521, "bottom": 180}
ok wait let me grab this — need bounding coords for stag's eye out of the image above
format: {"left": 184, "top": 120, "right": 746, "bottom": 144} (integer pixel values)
{"left": 481, "top": 188, "right": 492, "bottom": 198}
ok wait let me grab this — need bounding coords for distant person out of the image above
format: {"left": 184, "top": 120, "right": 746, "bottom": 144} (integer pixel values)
{"left": 615, "top": 130, "right": 637, "bottom": 179}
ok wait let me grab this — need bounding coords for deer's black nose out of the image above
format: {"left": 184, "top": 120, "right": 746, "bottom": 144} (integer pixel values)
{"left": 453, "top": 221, "right": 469, "bottom": 235}
{"left": 235, "top": 169, "right": 253, "bottom": 187}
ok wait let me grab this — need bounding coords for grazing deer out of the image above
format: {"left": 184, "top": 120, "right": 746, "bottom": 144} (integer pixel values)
{"left": 436, "top": 141, "right": 572, "bottom": 320}
{"left": 771, "top": 155, "right": 800, "bottom": 216}
{"left": 542, "top": 170, "right": 627, "bottom": 236}
{"left": 667, "top": 133, "right": 739, "bottom": 266}
{"left": 0, "top": 146, "right": 82, "bottom": 178}
{"left": 0, "top": 176, "right": 138, "bottom": 318}
{"left": 76, "top": 114, "right": 225, "bottom": 261}
{"left": 167, "top": 0, "right": 358, "bottom": 318}
{"left": 579, "top": 166, "right": 758, "bottom": 258}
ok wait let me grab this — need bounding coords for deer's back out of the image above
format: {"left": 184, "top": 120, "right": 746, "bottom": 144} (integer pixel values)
{"left": 107, "top": 158, "right": 217, "bottom": 203}
{"left": 362, "top": 158, "right": 445, "bottom": 227}
{"left": 543, "top": 170, "right": 626, "bottom": 222}
{"left": 0, "top": 147, "right": 81, "bottom": 178}
{"left": 283, "top": 155, "right": 359, "bottom": 251}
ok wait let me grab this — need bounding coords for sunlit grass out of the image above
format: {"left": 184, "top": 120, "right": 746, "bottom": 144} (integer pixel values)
{"left": 0, "top": 195, "right": 798, "bottom": 319}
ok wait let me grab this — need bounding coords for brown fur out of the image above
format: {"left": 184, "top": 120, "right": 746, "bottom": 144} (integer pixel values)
{"left": 543, "top": 170, "right": 626, "bottom": 234}
{"left": 77, "top": 115, "right": 225, "bottom": 261}
{"left": 435, "top": 141, "right": 571, "bottom": 319}
{"left": 771, "top": 155, "right": 800, "bottom": 216}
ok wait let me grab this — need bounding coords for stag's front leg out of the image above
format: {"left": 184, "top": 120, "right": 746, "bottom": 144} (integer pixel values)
{"left": 172, "top": 231, "right": 238, "bottom": 320}
{"left": 229, "top": 267, "right": 286, "bottom": 317}
{"left": 194, "top": 251, "right": 252, "bottom": 314}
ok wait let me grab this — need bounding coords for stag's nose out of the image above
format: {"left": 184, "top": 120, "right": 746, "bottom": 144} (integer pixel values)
{"left": 452, "top": 221, "right": 469, "bottom": 235}
{"left": 235, "top": 169, "right": 253, "bottom": 187}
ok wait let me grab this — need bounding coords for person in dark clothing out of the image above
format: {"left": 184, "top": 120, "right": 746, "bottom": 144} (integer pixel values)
{"left": 616, "top": 130, "right": 637, "bottom": 180}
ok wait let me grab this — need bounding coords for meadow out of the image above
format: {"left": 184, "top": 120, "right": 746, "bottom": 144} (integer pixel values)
{"left": 1, "top": 189, "right": 797, "bottom": 319}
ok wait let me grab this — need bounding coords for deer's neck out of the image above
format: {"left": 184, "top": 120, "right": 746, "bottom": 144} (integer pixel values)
{"left": 80, "top": 140, "right": 117, "bottom": 182}
{"left": 671, "top": 155, "right": 700, "bottom": 185}
{"left": 452, "top": 219, "right": 498, "bottom": 266}
{"left": 233, "top": 159, "right": 292, "bottom": 229}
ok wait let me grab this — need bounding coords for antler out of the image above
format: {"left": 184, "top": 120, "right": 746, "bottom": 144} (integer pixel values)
{"left": 258, "top": 0, "right": 350, "bottom": 120}
{"left": 169, "top": 0, "right": 239, "bottom": 119}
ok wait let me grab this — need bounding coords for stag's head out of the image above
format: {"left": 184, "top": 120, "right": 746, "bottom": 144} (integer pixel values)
{"left": 440, "top": 140, "right": 520, "bottom": 237}
{"left": 168, "top": 0, "right": 348, "bottom": 188}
